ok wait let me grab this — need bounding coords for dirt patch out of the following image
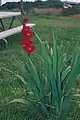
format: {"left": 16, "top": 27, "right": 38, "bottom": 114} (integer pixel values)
{"left": 34, "top": 8, "right": 62, "bottom": 14}
{"left": 71, "top": 14, "right": 80, "bottom": 18}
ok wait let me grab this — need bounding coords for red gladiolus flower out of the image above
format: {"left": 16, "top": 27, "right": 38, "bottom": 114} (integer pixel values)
{"left": 20, "top": 37, "right": 32, "bottom": 45}
{"left": 23, "top": 45, "right": 35, "bottom": 55}
{"left": 21, "top": 28, "right": 33, "bottom": 38}
{"left": 26, "top": 40, "right": 32, "bottom": 45}
{"left": 23, "top": 18, "right": 28, "bottom": 23}
{"left": 20, "top": 40, "right": 32, "bottom": 46}
{"left": 27, "top": 31, "right": 33, "bottom": 38}
{"left": 19, "top": 37, "right": 26, "bottom": 45}
{"left": 23, "top": 25, "right": 30, "bottom": 29}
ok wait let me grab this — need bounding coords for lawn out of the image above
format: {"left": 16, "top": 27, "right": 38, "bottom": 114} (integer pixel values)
{"left": 0, "top": 13, "right": 80, "bottom": 120}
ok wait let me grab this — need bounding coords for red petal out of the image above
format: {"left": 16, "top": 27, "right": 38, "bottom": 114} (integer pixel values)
{"left": 27, "top": 31, "right": 33, "bottom": 38}
{"left": 23, "top": 18, "right": 28, "bottom": 23}
{"left": 19, "top": 38, "right": 32, "bottom": 45}
{"left": 26, "top": 40, "right": 32, "bottom": 45}
{"left": 23, "top": 45, "right": 35, "bottom": 55}
{"left": 19, "top": 37, "right": 27, "bottom": 45}
{"left": 21, "top": 28, "right": 33, "bottom": 38}
{"left": 23, "top": 25, "right": 30, "bottom": 29}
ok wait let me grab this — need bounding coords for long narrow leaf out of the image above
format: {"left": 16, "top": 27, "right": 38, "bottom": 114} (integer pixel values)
{"left": 40, "top": 42, "right": 52, "bottom": 64}
{"left": 63, "top": 57, "right": 80, "bottom": 95}
{"left": 52, "top": 33, "right": 61, "bottom": 103}
{"left": 29, "top": 58, "right": 44, "bottom": 98}
{"left": 9, "top": 99, "right": 29, "bottom": 105}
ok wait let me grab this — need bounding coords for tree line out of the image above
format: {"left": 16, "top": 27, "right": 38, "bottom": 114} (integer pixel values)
{"left": 0, "top": 0, "right": 63, "bottom": 10}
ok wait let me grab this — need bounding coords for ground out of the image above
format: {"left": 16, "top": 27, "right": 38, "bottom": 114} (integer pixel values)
{"left": 0, "top": 13, "right": 80, "bottom": 120}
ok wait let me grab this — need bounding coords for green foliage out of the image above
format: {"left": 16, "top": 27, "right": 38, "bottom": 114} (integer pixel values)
{"left": 0, "top": 0, "right": 63, "bottom": 10}
{"left": 46, "top": 0, "right": 63, "bottom": 8}
{"left": 1, "top": 31, "right": 80, "bottom": 119}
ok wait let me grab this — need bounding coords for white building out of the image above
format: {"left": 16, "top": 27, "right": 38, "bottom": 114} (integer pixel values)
{"left": 63, "top": 1, "right": 80, "bottom": 9}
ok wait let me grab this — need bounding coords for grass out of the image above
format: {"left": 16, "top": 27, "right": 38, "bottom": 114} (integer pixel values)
{"left": 0, "top": 13, "right": 80, "bottom": 120}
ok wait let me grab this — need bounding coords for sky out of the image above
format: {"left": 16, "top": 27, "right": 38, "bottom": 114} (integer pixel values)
{"left": 2, "top": 0, "right": 80, "bottom": 5}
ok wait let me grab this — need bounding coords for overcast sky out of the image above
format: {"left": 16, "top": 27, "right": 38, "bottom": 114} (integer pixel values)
{"left": 2, "top": 0, "right": 80, "bottom": 5}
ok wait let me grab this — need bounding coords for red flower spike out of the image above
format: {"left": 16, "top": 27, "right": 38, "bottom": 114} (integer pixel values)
{"left": 23, "top": 45, "right": 35, "bottom": 55}
{"left": 23, "top": 18, "right": 28, "bottom": 23}
{"left": 20, "top": 18, "right": 35, "bottom": 55}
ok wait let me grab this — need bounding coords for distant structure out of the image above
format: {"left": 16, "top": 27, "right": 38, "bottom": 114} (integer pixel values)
{"left": 63, "top": 1, "right": 80, "bottom": 8}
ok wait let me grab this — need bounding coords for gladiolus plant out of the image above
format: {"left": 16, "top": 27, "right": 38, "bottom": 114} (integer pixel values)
{"left": 1, "top": 28, "right": 80, "bottom": 120}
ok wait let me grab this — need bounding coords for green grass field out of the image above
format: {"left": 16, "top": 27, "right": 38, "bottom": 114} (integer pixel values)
{"left": 0, "top": 13, "right": 80, "bottom": 120}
